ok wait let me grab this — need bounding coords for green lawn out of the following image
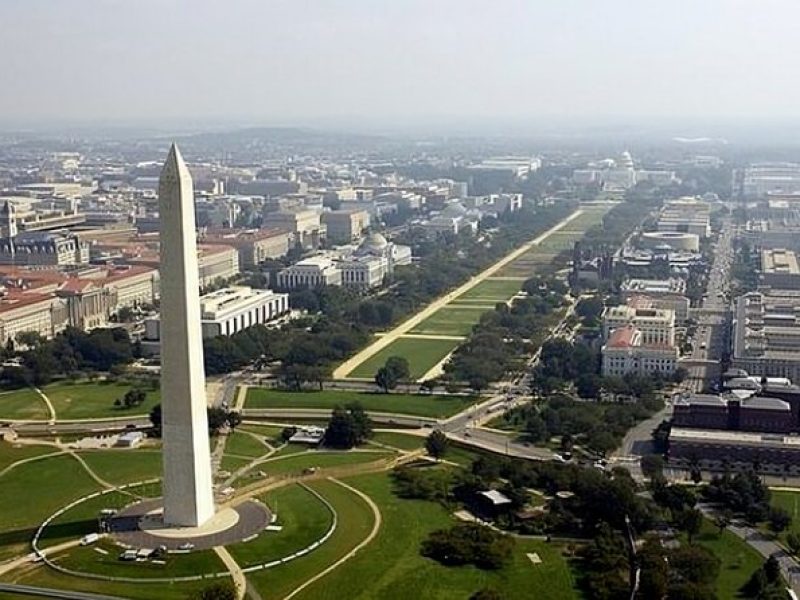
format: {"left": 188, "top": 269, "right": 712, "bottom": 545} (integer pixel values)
{"left": 225, "top": 431, "right": 271, "bottom": 459}
{"left": 240, "top": 423, "right": 285, "bottom": 443}
{"left": 247, "top": 479, "right": 375, "bottom": 599}
{"left": 0, "top": 442, "right": 60, "bottom": 474}
{"left": 409, "top": 307, "right": 488, "bottom": 337}
{"left": 246, "top": 388, "right": 478, "bottom": 419}
{"left": 0, "top": 388, "right": 50, "bottom": 420}
{"left": 77, "top": 449, "right": 163, "bottom": 486}
{"left": 8, "top": 568, "right": 214, "bottom": 600}
{"left": 370, "top": 431, "right": 425, "bottom": 451}
{"left": 348, "top": 337, "right": 459, "bottom": 380}
{"left": 39, "top": 488, "right": 144, "bottom": 549}
{"left": 43, "top": 381, "right": 161, "bottom": 420}
{"left": 52, "top": 540, "right": 225, "bottom": 580}
{"left": 292, "top": 472, "right": 579, "bottom": 600}
{"left": 0, "top": 454, "right": 100, "bottom": 562}
{"left": 228, "top": 484, "right": 334, "bottom": 568}
{"left": 458, "top": 278, "right": 523, "bottom": 302}
{"left": 695, "top": 519, "right": 763, "bottom": 599}
{"left": 256, "top": 451, "right": 393, "bottom": 478}
{"left": 769, "top": 490, "right": 800, "bottom": 543}
{"left": 219, "top": 454, "right": 253, "bottom": 474}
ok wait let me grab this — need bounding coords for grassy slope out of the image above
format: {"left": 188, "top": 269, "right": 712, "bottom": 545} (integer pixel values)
{"left": 348, "top": 337, "right": 460, "bottom": 380}
{"left": 0, "top": 442, "right": 59, "bottom": 473}
{"left": 0, "top": 388, "right": 50, "bottom": 420}
{"left": 369, "top": 431, "right": 425, "bottom": 451}
{"left": 228, "top": 484, "right": 333, "bottom": 568}
{"left": 695, "top": 519, "right": 763, "bottom": 599}
{"left": 247, "top": 479, "right": 374, "bottom": 598}
{"left": 77, "top": 449, "right": 162, "bottom": 486}
{"left": 0, "top": 455, "right": 100, "bottom": 562}
{"left": 44, "top": 382, "right": 161, "bottom": 420}
{"left": 293, "top": 472, "right": 578, "bottom": 600}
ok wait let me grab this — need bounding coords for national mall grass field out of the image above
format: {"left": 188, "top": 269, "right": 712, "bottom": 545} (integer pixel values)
{"left": 0, "top": 381, "right": 160, "bottom": 421}
{"left": 245, "top": 388, "right": 480, "bottom": 418}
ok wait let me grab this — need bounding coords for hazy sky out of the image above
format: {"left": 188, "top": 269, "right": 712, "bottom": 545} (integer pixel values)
{"left": 2, "top": 0, "right": 800, "bottom": 125}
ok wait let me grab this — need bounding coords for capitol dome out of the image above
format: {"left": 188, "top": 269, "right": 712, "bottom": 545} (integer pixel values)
{"left": 358, "top": 232, "right": 389, "bottom": 255}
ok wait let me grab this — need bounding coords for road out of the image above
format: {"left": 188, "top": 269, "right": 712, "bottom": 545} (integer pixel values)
{"left": 333, "top": 208, "right": 586, "bottom": 379}
{"left": 681, "top": 219, "right": 734, "bottom": 393}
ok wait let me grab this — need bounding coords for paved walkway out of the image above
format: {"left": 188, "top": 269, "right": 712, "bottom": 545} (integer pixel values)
{"left": 397, "top": 333, "right": 466, "bottom": 341}
{"left": 282, "top": 478, "right": 382, "bottom": 600}
{"left": 332, "top": 209, "right": 585, "bottom": 379}
{"left": 215, "top": 545, "right": 246, "bottom": 600}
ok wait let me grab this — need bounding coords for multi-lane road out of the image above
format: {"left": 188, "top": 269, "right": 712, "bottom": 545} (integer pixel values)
{"left": 681, "top": 220, "right": 735, "bottom": 392}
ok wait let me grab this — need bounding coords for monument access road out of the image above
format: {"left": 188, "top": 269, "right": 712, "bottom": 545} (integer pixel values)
{"left": 332, "top": 208, "right": 586, "bottom": 379}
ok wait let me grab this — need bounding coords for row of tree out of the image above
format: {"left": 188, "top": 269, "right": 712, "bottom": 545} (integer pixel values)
{"left": 3, "top": 326, "right": 135, "bottom": 387}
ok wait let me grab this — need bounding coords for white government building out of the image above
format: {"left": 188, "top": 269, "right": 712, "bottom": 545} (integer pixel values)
{"left": 276, "top": 233, "right": 412, "bottom": 290}
{"left": 145, "top": 286, "right": 289, "bottom": 341}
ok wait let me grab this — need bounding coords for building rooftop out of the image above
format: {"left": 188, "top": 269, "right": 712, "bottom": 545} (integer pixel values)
{"left": 761, "top": 248, "right": 800, "bottom": 275}
{"left": 607, "top": 324, "right": 638, "bottom": 348}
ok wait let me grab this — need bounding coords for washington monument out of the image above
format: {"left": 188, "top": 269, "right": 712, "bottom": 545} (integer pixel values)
{"left": 158, "top": 144, "right": 215, "bottom": 527}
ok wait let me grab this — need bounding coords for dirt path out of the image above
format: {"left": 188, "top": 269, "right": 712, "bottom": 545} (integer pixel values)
{"left": 33, "top": 387, "right": 56, "bottom": 423}
{"left": 0, "top": 539, "right": 85, "bottom": 578}
{"left": 333, "top": 209, "right": 585, "bottom": 379}
{"left": 281, "top": 477, "right": 382, "bottom": 600}
{"left": 66, "top": 451, "right": 121, "bottom": 492}
{"left": 0, "top": 448, "right": 65, "bottom": 478}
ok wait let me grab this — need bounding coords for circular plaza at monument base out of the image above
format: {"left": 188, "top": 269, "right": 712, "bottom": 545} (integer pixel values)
{"left": 110, "top": 498, "right": 270, "bottom": 551}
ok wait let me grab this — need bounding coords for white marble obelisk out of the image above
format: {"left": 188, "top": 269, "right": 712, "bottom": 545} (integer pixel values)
{"left": 158, "top": 144, "right": 215, "bottom": 527}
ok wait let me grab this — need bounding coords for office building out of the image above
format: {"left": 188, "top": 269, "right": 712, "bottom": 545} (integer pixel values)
{"left": 262, "top": 209, "right": 325, "bottom": 249}
{"left": 760, "top": 248, "right": 800, "bottom": 290}
{"left": 601, "top": 324, "right": 679, "bottom": 377}
{"left": 145, "top": 286, "right": 289, "bottom": 340}
{"left": 322, "top": 209, "right": 370, "bottom": 244}
{"left": 732, "top": 290, "right": 800, "bottom": 380}
{"left": 620, "top": 278, "right": 690, "bottom": 322}
{"left": 602, "top": 304, "right": 675, "bottom": 346}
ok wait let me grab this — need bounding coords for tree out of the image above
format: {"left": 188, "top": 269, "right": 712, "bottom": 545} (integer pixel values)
{"left": 325, "top": 406, "right": 357, "bottom": 449}
{"left": 426, "top": 430, "right": 449, "bottom": 461}
{"left": 677, "top": 508, "right": 704, "bottom": 544}
{"left": 420, "top": 523, "right": 514, "bottom": 570}
{"left": 525, "top": 415, "right": 548, "bottom": 444}
{"left": 347, "top": 402, "right": 372, "bottom": 444}
{"left": 190, "top": 581, "right": 237, "bottom": 600}
{"left": 587, "top": 430, "right": 617, "bottom": 457}
{"left": 324, "top": 403, "right": 372, "bottom": 449}
{"left": 385, "top": 356, "right": 410, "bottom": 381}
{"left": 149, "top": 404, "right": 162, "bottom": 436}
{"left": 375, "top": 356, "right": 410, "bottom": 392}
{"left": 768, "top": 507, "right": 791, "bottom": 535}
{"left": 375, "top": 367, "right": 397, "bottom": 393}
{"left": 207, "top": 407, "right": 232, "bottom": 434}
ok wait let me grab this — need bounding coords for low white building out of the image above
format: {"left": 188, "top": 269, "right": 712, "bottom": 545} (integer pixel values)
{"left": 144, "top": 286, "right": 289, "bottom": 340}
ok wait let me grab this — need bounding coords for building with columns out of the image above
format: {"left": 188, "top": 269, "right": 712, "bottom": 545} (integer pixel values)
{"left": 144, "top": 286, "right": 289, "bottom": 341}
